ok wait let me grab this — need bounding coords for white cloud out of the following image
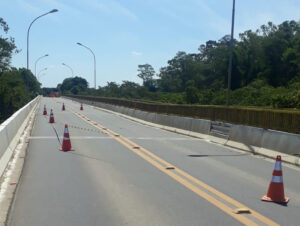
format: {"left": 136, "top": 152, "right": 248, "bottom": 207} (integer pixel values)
{"left": 86, "top": 0, "right": 138, "bottom": 20}
{"left": 39, "top": 0, "right": 82, "bottom": 16}
{"left": 131, "top": 51, "right": 142, "bottom": 56}
{"left": 17, "top": 0, "right": 43, "bottom": 14}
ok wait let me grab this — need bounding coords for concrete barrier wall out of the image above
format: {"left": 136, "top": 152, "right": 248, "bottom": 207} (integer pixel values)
{"left": 173, "top": 116, "right": 193, "bottom": 131}
{"left": 0, "top": 126, "right": 9, "bottom": 158}
{"left": 154, "top": 114, "right": 169, "bottom": 126}
{"left": 229, "top": 125, "right": 264, "bottom": 147}
{"left": 1, "top": 118, "right": 17, "bottom": 145}
{"left": 261, "top": 130, "right": 300, "bottom": 155}
{"left": 190, "top": 119, "right": 211, "bottom": 134}
{"left": 146, "top": 112, "right": 157, "bottom": 123}
{"left": 64, "top": 96, "right": 300, "bottom": 158}
{"left": 0, "top": 96, "right": 39, "bottom": 176}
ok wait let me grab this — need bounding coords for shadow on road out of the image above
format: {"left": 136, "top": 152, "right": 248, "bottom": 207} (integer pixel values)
{"left": 187, "top": 153, "right": 249, "bottom": 158}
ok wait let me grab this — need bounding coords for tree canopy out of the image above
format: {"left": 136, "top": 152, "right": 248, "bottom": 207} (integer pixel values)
{"left": 88, "top": 20, "right": 300, "bottom": 109}
{"left": 58, "top": 77, "right": 88, "bottom": 95}
{"left": 0, "top": 17, "right": 18, "bottom": 73}
{"left": 0, "top": 18, "right": 40, "bottom": 122}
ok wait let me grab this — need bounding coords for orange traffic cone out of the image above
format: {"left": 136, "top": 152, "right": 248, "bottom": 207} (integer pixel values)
{"left": 49, "top": 109, "right": 55, "bottom": 123}
{"left": 62, "top": 103, "right": 65, "bottom": 111}
{"left": 80, "top": 103, "right": 83, "bottom": 111}
{"left": 60, "top": 124, "right": 74, "bottom": 151}
{"left": 262, "top": 155, "right": 289, "bottom": 204}
{"left": 43, "top": 105, "right": 47, "bottom": 115}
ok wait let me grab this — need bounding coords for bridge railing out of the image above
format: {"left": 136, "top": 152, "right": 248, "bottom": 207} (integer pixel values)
{"left": 65, "top": 95, "right": 300, "bottom": 135}
{"left": 0, "top": 96, "right": 40, "bottom": 177}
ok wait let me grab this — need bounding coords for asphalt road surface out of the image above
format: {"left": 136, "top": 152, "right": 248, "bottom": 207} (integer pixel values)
{"left": 7, "top": 97, "right": 300, "bottom": 226}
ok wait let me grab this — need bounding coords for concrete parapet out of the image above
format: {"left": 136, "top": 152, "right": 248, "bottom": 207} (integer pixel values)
{"left": 0, "top": 126, "right": 9, "bottom": 159}
{"left": 164, "top": 115, "right": 177, "bottom": 127}
{"left": 119, "top": 107, "right": 127, "bottom": 114}
{"left": 138, "top": 111, "right": 148, "bottom": 120}
{"left": 145, "top": 112, "right": 156, "bottom": 123}
{"left": 127, "top": 109, "right": 135, "bottom": 117}
{"left": 261, "top": 130, "right": 300, "bottom": 155}
{"left": 2, "top": 117, "right": 18, "bottom": 143}
{"left": 135, "top": 110, "right": 145, "bottom": 120}
{"left": 110, "top": 105, "right": 116, "bottom": 111}
{"left": 190, "top": 119, "right": 211, "bottom": 134}
{"left": 121, "top": 107, "right": 128, "bottom": 115}
{"left": 115, "top": 106, "right": 123, "bottom": 113}
{"left": 229, "top": 125, "right": 264, "bottom": 147}
{"left": 113, "top": 105, "right": 119, "bottom": 112}
{"left": 0, "top": 96, "right": 39, "bottom": 177}
{"left": 172, "top": 116, "right": 193, "bottom": 131}
{"left": 132, "top": 110, "right": 140, "bottom": 118}
{"left": 154, "top": 114, "right": 169, "bottom": 126}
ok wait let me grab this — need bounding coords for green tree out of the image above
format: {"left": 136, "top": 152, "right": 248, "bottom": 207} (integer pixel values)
{"left": 77, "top": 20, "right": 300, "bottom": 109}
{"left": 104, "top": 82, "right": 120, "bottom": 97}
{"left": 0, "top": 17, "right": 18, "bottom": 73}
{"left": 236, "top": 30, "right": 263, "bottom": 86}
{"left": 60, "top": 77, "right": 88, "bottom": 94}
{"left": 120, "top": 81, "right": 140, "bottom": 98}
{"left": 158, "top": 52, "right": 196, "bottom": 92}
{"left": 0, "top": 19, "right": 40, "bottom": 122}
{"left": 185, "top": 80, "right": 199, "bottom": 104}
{"left": 0, "top": 69, "right": 40, "bottom": 121}
{"left": 137, "top": 64, "right": 156, "bottom": 91}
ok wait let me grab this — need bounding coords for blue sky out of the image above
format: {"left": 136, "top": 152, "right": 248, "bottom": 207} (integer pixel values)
{"left": 1, "top": 0, "right": 300, "bottom": 88}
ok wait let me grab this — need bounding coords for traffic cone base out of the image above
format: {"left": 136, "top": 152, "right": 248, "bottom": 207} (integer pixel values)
{"left": 261, "top": 155, "right": 289, "bottom": 204}
{"left": 261, "top": 195, "right": 289, "bottom": 203}
{"left": 60, "top": 147, "right": 74, "bottom": 152}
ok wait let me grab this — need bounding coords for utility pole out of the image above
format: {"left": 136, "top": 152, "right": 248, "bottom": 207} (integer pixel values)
{"left": 226, "top": 0, "right": 235, "bottom": 106}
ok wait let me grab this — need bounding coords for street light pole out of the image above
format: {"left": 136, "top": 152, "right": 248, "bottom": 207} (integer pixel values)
{"left": 226, "top": 0, "right": 235, "bottom": 106}
{"left": 35, "top": 54, "right": 49, "bottom": 78}
{"left": 27, "top": 9, "right": 58, "bottom": 70}
{"left": 62, "top": 63, "right": 74, "bottom": 77}
{"left": 77, "top": 42, "right": 96, "bottom": 89}
{"left": 37, "top": 67, "right": 47, "bottom": 82}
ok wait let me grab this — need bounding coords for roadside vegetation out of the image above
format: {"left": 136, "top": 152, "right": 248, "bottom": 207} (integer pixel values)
{"left": 0, "top": 18, "right": 40, "bottom": 123}
{"left": 59, "top": 20, "right": 300, "bottom": 109}
{"left": 2, "top": 18, "right": 300, "bottom": 123}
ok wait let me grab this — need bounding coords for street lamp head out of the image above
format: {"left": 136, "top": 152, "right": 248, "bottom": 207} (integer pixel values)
{"left": 27, "top": 9, "right": 58, "bottom": 70}
{"left": 62, "top": 63, "right": 65, "bottom": 65}
{"left": 49, "top": 9, "right": 58, "bottom": 13}
{"left": 45, "top": 54, "right": 49, "bottom": 57}
{"left": 77, "top": 42, "right": 82, "bottom": 46}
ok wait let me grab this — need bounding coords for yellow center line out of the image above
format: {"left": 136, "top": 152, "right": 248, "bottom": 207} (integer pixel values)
{"left": 67, "top": 107, "right": 279, "bottom": 226}
{"left": 117, "top": 130, "right": 278, "bottom": 225}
